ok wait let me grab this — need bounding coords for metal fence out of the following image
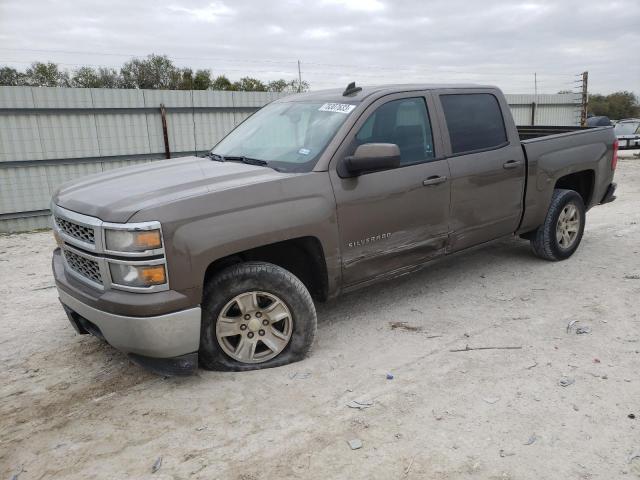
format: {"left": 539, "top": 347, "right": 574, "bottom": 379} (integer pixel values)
{"left": 0, "top": 87, "right": 581, "bottom": 233}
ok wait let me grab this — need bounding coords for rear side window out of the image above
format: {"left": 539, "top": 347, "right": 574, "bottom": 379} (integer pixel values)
{"left": 440, "top": 93, "right": 507, "bottom": 154}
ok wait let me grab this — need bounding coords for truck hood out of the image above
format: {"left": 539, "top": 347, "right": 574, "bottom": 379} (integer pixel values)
{"left": 53, "top": 156, "right": 288, "bottom": 223}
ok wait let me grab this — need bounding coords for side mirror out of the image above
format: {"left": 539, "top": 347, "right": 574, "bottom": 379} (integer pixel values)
{"left": 342, "top": 143, "right": 401, "bottom": 176}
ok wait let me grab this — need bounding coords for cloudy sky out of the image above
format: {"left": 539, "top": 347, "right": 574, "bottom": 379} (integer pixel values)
{"left": 1, "top": 0, "right": 638, "bottom": 94}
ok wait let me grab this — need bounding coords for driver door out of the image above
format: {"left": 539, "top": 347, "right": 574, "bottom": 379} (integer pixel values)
{"left": 329, "top": 92, "right": 451, "bottom": 287}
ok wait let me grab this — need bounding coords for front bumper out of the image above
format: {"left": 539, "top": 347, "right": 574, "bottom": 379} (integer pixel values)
{"left": 58, "top": 288, "right": 201, "bottom": 359}
{"left": 54, "top": 248, "right": 201, "bottom": 375}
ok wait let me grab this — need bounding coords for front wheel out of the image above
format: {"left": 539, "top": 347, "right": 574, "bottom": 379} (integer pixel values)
{"left": 530, "top": 189, "right": 586, "bottom": 261}
{"left": 200, "top": 262, "right": 317, "bottom": 371}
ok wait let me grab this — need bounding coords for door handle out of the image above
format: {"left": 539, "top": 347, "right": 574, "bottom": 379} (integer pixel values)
{"left": 503, "top": 160, "right": 522, "bottom": 169}
{"left": 422, "top": 175, "right": 448, "bottom": 186}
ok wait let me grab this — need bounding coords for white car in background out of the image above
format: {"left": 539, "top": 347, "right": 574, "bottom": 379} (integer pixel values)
{"left": 614, "top": 119, "right": 640, "bottom": 149}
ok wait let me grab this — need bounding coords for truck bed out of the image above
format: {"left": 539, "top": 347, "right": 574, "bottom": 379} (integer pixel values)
{"left": 517, "top": 125, "right": 616, "bottom": 234}
{"left": 517, "top": 125, "right": 587, "bottom": 140}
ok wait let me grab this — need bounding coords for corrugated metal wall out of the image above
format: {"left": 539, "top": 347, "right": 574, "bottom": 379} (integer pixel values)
{"left": 0, "top": 86, "right": 285, "bottom": 232}
{"left": 505, "top": 93, "right": 581, "bottom": 127}
{"left": 0, "top": 87, "right": 581, "bottom": 233}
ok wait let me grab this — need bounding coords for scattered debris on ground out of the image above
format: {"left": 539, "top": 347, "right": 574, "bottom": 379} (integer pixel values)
{"left": 559, "top": 377, "right": 575, "bottom": 387}
{"left": 389, "top": 321, "right": 423, "bottom": 332}
{"left": 346, "top": 399, "right": 374, "bottom": 410}
{"left": 347, "top": 439, "right": 363, "bottom": 450}
{"left": 151, "top": 457, "right": 162, "bottom": 474}
{"left": 450, "top": 345, "right": 522, "bottom": 352}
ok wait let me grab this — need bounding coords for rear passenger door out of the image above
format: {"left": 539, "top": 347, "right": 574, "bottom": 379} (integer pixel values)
{"left": 436, "top": 90, "right": 525, "bottom": 252}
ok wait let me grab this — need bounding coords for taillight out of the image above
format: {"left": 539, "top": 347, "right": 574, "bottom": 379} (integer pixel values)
{"left": 611, "top": 139, "right": 618, "bottom": 171}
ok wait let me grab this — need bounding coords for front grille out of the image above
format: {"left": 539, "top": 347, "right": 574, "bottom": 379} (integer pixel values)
{"left": 55, "top": 217, "right": 95, "bottom": 244}
{"left": 64, "top": 249, "right": 103, "bottom": 285}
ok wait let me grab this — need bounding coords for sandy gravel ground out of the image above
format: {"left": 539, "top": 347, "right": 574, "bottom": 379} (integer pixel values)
{"left": 1, "top": 159, "right": 639, "bottom": 480}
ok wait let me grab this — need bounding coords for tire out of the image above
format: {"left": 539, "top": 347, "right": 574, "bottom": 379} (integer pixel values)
{"left": 530, "top": 189, "right": 586, "bottom": 261}
{"left": 199, "top": 261, "right": 317, "bottom": 371}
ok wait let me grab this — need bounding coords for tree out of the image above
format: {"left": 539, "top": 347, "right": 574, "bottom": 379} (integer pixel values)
{"left": 1, "top": 58, "right": 313, "bottom": 91}
{"left": 71, "top": 66, "right": 122, "bottom": 88}
{"left": 120, "top": 54, "right": 179, "bottom": 89}
{"left": 211, "top": 74, "right": 235, "bottom": 91}
{"left": 232, "top": 77, "right": 267, "bottom": 92}
{"left": 266, "top": 79, "right": 289, "bottom": 92}
{"left": 0, "top": 66, "right": 26, "bottom": 86}
{"left": 289, "top": 79, "right": 310, "bottom": 93}
{"left": 95, "top": 68, "right": 122, "bottom": 88}
{"left": 193, "top": 69, "right": 212, "bottom": 90}
{"left": 71, "top": 66, "right": 101, "bottom": 88}
{"left": 266, "top": 78, "right": 310, "bottom": 93}
{"left": 24, "top": 62, "right": 70, "bottom": 87}
{"left": 589, "top": 91, "right": 639, "bottom": 119}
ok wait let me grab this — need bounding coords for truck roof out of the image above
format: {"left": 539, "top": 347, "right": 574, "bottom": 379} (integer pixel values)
{"left": 278, "top": 83, "right": 495, "bottom": 103}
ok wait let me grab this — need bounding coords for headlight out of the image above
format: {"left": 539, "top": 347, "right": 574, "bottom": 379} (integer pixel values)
{"left": 105, "top": 229, "right": 162, "bottom": 252}
{"left": 109, "top": 263, "right": 166, "bottom": 287}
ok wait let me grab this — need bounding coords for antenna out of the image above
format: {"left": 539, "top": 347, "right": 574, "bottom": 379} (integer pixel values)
{"left": 343, "top": 82, "right": 362, "bottom": 96}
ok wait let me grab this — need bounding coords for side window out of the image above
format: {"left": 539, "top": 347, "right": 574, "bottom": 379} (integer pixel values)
{"left": 440, "top": 93, "right": 508, "bottom": 154}
{"left": 354, "top": 97, "right": 435, "bottom": 165}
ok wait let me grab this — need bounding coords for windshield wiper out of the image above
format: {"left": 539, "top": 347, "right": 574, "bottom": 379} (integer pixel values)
{"left": 205, "top": 152, "right": 226, "bottom": 162}
{"left": 224, "top": 156, "right": 269, "bottom": 167}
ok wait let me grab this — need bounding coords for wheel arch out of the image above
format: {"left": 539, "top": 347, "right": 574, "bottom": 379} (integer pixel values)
{"left": 554, "top": 169, "right": 595, "bottom": 206}
{"left": 203, "top": 236, "right": 330, "bottom": 302}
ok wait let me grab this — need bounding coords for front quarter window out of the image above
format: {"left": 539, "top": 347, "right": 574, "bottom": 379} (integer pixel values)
{"left": 211, "top": 101, "right": 357, "bottom": 172}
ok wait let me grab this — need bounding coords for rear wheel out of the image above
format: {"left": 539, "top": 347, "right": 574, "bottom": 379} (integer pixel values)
{"left": 530, "top": 189, "right": 586, "bottom": 261}
{"left": 200, "top": 262, "right": 316, "bottom": 371}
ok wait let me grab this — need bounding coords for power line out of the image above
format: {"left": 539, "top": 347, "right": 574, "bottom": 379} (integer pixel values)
{"left": 0, "top": 47, "right": 580, "bottom": 78}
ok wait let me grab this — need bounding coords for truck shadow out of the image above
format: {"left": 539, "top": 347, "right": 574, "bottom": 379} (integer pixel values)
{"left": 316, "top": 235, "right": 540, "bottom": 323}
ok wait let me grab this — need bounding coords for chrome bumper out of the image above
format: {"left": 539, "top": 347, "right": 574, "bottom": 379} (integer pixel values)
{"left": 58, "top": 288, "right": 201, "bottom": 358}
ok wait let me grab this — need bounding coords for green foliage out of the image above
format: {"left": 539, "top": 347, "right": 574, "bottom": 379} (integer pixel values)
{"left": 0, "top": 56, "right": 310, "bottom": 92}
{"left": 589, "top": 91, "right": 639, "bottom": 119}
{"left": 193, "top": 69, "right": 212, "bottom": 90}
{"left": 120, "top": 54, "right": 177, "bottom": 89}
{"left": 232, "top": 77, "right": 267, "bottom": 92}
{"left": 211, "top": 75, "right": 235, "bottom": 90}
{"left": 24, "top": 62, "right": 70, "bottom": 87}
{"left": 95, "top": 68, "right": 122, "bottom": 89}
{"left": 0, "top": 66, "right": 26, "bottom": 86}
{"left": 71, "top": 66, "right": 102, "bottom": 88}
{"left": 267, "top": 79, "right": 310, "bottom": 93}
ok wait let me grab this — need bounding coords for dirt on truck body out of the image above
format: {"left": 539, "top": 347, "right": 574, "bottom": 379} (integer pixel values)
{"left": 51, "top": 83, "right": 618, "bottom": 374}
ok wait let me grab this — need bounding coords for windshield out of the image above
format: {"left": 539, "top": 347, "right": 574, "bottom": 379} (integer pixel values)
{"left": 615, "top": 122, "right": 640, "bottom": 136}
{"left": 211, "top": 101, "right": 357, "bottom": 172}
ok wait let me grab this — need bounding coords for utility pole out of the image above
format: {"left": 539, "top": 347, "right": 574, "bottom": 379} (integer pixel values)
{"left": 534, "top": 72, "right": 537, "bottom": 98}
{"left": 579, "top": 71, "right": 588, "bottom": 127}
{"left": 297, "top": 60, "right": 302, "bottom": 93}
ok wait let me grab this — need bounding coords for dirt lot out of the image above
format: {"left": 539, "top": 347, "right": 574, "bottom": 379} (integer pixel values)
{"left": 1, "top": 159, "right": 639, "bottom": 480}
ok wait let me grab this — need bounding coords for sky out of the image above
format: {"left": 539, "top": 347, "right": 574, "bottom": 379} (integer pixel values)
{"left": 0, "top": 0, "right": 638, "bottom": 95}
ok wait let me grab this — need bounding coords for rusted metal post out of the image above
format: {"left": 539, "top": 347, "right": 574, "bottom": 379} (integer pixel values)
{"left": 580, "top": 71, "right": 588, "bottom": 128}
{"left": 530, "top": 102, "right": 537, "bottom": 126}
{"left": 160, "top": 103, "right": 170, "bottom": 159}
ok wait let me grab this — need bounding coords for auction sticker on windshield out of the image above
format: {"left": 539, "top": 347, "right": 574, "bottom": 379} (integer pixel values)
{"left": 318, "top": 103, "right": 356, "bottom": 114}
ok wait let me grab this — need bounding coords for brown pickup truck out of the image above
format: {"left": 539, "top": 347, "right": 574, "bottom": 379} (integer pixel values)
{"left": 52, "top": 83, "right": 618, "bottom": 375}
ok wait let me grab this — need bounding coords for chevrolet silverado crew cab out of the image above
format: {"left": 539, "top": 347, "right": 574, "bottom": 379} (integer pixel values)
{"left": 52, "top": 83, "right": 618, "bottom": 375}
